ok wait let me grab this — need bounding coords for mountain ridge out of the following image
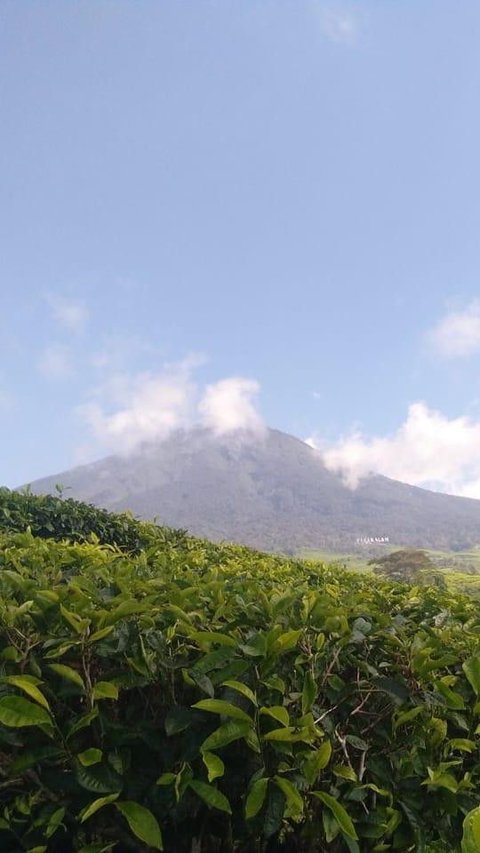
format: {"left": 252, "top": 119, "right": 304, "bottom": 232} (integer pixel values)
{"left": 23, "top": 427, "right": 480, "bottom": 553}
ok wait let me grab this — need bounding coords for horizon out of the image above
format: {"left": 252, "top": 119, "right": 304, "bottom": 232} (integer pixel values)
{"left": 3, "top": 1, "right": 480, "bottom": 498}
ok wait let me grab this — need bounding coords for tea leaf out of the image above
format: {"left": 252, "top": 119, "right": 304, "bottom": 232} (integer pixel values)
{"left": 193, "top": 699, "right": 252, "bottom": 723}
{"left": 48, "top": 664, "right": 85, "bottom": 691}
{"left": 115, "top": 801, "right": 163, "bottom": 850}
{"left": 1, "top": 676, "right": 50, "bottom": 711}
{"left": 0, "top": 696, "right": 52, "bottom": 728}
{"left": 311, "top": 791, "right": 358, "bottom": 840}
{"left": 245, "top": 777, "right": 269, "bottom": 819}
{"left": 80, "top": 793, "right": 120, "bottom": 823}
{"left": 189, "top": 780, "right": 232, "bottom": 814}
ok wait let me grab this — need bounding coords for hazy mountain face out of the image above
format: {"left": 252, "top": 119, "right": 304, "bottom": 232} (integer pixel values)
{"left": 26, "top": 428, "right": 480, "bottom": 553}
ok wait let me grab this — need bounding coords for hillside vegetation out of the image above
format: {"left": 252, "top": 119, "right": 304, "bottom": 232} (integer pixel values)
{"left": 0, "top": 490, "right": 479, "bottom": 851}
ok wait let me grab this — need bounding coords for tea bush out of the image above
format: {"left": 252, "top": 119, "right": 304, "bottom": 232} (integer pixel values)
{"left": 0, "top": 488, "right": 187, "bottom": 553}
{"left": 0, "top": 495, "right": 479, "bottom": 851}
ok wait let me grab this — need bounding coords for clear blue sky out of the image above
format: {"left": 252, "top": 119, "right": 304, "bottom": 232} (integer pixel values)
{"left": 2, "top": 0, "right": 480, "bottom": 496}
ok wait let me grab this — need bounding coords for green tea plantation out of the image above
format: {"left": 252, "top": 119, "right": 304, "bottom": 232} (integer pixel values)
{"left": 0, "top": 489, "right": 479, "bottom": 852}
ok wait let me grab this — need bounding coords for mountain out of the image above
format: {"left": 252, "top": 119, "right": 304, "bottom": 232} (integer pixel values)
{"left": 24, "top": 427, "right": 480, "bottom": 553}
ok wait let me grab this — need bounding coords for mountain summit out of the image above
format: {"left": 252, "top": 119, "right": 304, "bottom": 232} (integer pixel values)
{"left": 25, "top": 428, "right": 480, "bottom": 552}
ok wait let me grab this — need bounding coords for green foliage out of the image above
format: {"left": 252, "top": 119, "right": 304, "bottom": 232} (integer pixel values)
{"left": 0, "top": 497, "right": 478, "bottom": 849}
{"left": 461, "top": 805, "right": 480, "bottom": 852}
{"left": 114, "top": 801, "right": 163, "bottom": 850}
{"left": 0, "top": 487, "right": 186, "bottom": 553}
{"left": 369, "top": 548, "right": 445, "bottom": 585}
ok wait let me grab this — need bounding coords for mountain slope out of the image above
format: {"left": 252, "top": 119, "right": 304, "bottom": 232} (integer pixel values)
{"left": 25, "top": 427, "right": 480, "bottom": 552}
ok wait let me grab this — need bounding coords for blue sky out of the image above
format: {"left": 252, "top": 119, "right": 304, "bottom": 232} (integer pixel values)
{"left": 2, "top": 0, "right": 480, "bottom": 496}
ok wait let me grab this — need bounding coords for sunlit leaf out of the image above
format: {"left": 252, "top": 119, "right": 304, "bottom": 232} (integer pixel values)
{"left": 88, "top": 626, "right": 114, "bottom": 644}
{"left": 221, "top": 680, "right": 257, "bottom": 705}
{"left": 1, "top": 676, "right": 50, "bottom": 711}
{"left": 302, "top": 671, "right": 316, "bottom": 715}
{"left": 245, "top": 777, "right": 269, "bottom": 819}
{"left": 201, "top": 720, "right": 251, "bottom": 752}
{"left": 463, "top": 655, "right": 480, "bottom": 697}
{"left": 190, "top": 631, "right": 236, "bottom": 648}
{"left": 78, "top": 748, "right": 103, "bottom": 766}
{"left": 303, "top": 741, "right": 332, "bottom": 784}
{"left": 48, "top": 664, "right": 85, "bottom": 690}
{"left": 202, "top": 751, "right": 225, "bottom": 782}
{"left": 273, "top": 776, "right": 304, "bottom": 819}
{"left": 192, "top": 698, "right": 252, "bottom": 723}
{"left": 115, "top": 801, "right": 163, "bottom": 850}
{"left": 80, "top": 793, "right": 120, "bottom": 823}
{"left": 311, "top": 791, "right": 358, "bottom": 840}
{"left": 272, "top": 630, "right": 302, "bottom": 653}
{"left": 189, "top": 780, "right": 232, "bottom": 814}
{"left": 45, "top": 806, "right": 65, "bottom": 838}
{"left": 93, "top": 682, "right": 118, "bottom": 700}
{"left": 0, "top": 696, "right": 52, "bottom": 728}
{"left": 260, "top": 705, "right": 289, "bottom": 727}
{"left": 462, "top": 805, "right": 480, "bottom": 853}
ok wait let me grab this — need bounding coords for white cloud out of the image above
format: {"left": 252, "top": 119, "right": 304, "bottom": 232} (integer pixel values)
{"left": 37, "top": 344, "right": 73, "bottom": 380}
{"left": 308, "top": 402, "right": 480, "bottom": 498}
{"left": 46, "top": 294, "right": 88, "bottom": 334}
{"left": 199, "top": 378, "right": 265, "bottom": 435}
{"left": 78, "top": 358, "right": 264, "bottom": 455}
{"left": 79, "top": 362, "right": 196, "bottom": 454}
{"left": 429, "top": 300, "right": 480, "bottom": 358}
{"left": 317, "top": 3, "right": 359, "bottom": 45}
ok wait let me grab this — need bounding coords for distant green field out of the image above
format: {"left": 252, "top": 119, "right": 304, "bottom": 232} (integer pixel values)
{"left": 297, "top": 545, "right": 480, "bottom": 597}
{"left": 296, "top": 549, "right": 373, "bottom": 572}
{"left": 424, "top": 546, "right": 480, "bottom": 573}
{"left": 299, "top": 544, "right": 480, "bottom": 570}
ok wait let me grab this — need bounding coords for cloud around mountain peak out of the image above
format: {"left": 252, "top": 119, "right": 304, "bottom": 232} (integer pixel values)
{"left": 77, "top": 360, "right": 265, "bottom": 458}
{"left": 199, "top": 378, "right": 265, "bottom": 436}
{"left": 308, "top": 402, "right": 480, "bottom": 499}
{"left": 73, "top": 344, "right": 480, "bottom": 502}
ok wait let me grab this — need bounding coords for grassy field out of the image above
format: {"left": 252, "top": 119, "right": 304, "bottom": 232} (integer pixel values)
{"left": 297, "top": 545, "right": 480, "bottom": 598}
{"left": 298, "top": 544, "right": 480, "bottom": 573}
{"left": 296, "top": 549, "right": 373, "bottom": 572}
{"left": 424, "top": 546, "right": 480, "bottom": 573}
